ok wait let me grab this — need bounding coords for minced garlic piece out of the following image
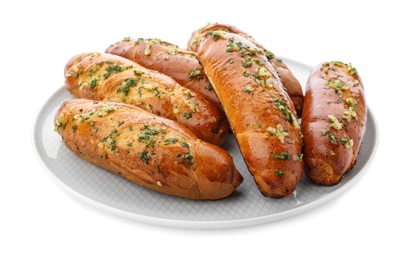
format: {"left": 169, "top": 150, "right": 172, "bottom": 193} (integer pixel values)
{"left": 184, "top": 98, "right": 199, "bottom": 112}
{"left": 343, "top": 107, "right": 357, "bottom": 122}
{"left": 144, "top": 38, "right": 163, "bottom": 56}
{"left": 328, "top": 115, "right": 343, "bottom": 130}
{"left": 146, "top": 104, "right": 153, "bottom": 113}
{"left": 341, "top": 138, "right": 354, "bottom": 148}
{"left": 97, "top": 104, "right": 118, "bottom": 117}
{"left": 208, "top": 117, "right": 217, "bottom": 123}
{"left": 173, "top": 105, "right": 179, "bottom": 114}
{"left": 266, "top": 124, "right": 289, "bottom": 143}
{"left": 74, "top": 109, "right": 96, "bottom": 122}
{"left": 257, "top": 67, "right": 272, "bottom": 78}
{"left": 343, "top": 98, "right": 358, "bottom": 122}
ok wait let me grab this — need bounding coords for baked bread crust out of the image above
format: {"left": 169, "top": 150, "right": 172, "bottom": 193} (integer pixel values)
{"left": 54, "top": 99, "right": 243, "bottom": 200}
{"left": 105, "top": 38, "right": 222, "bottom": 110}
{"left": 188, "top": 22, "right": 303, "bottom": 117}
{"left": 301, "top": 61, "right": 367, "bottom": 185}
{"left": 196, "top": 31, "right": 303, "bottom": 198}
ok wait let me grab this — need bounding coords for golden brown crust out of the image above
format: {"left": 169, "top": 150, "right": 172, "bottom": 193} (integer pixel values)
{"left": 105, "top": 38, "right": 222, "bottom": 110}
{"left": 188, "top": 22, "right": 303, "bottom": 117}
{"left": 301, "top": 61, "right": 367, "bottom": 185}
{"left": 64, "top": 52, "right": 228, "bottom": 146}
{"left": 196, "top": 31, "right": 303, "bottom": 198}
{"left": 54, "top": 99, "right": 243, "bottom": 200}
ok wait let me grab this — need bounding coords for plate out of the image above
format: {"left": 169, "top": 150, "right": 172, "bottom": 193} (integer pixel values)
{"left": 32, "top": 58, "right": 379, "bottom": 229}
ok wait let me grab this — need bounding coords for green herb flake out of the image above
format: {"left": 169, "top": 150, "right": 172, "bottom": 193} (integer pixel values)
{"left": 184, "top": 112, "right": 192, "bottom": 119}
{"left": 205, "top": 83, "right": 213, "bottom": 90}
{"left": 242, "top": 57, "right": 253, "bottom": 68}
{"left": 163, "top": 138, "right": 178, "bottom": 145}
{"left": 272, "top": 152, "right": 290, "bottom": 160}
{"left": 275, "top": 170, "right": 284, "bottom": 178}
{"left": 139, "top": 150, "right": 152, "bottom": 164}
{"left": 187, "top": 68, "right": 203, "bottom": 80}
{"left": 265, "top": 51, "right": 275, "bottom": 60}
{"left": 89, "top": 78, "right": 98, "bottom": 89}
{"left": 104, "top": 64, "right": 123, "bottom": 79}
{"left": 208, "top": 30, "right": 226, "bottom": 41}
{"left": 321, "top": 129, "right": 338, "bottom": 145}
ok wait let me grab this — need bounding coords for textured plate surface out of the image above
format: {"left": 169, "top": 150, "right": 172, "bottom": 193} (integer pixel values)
{"left": 32, "top": 58, "right": 378, "bottom": 229}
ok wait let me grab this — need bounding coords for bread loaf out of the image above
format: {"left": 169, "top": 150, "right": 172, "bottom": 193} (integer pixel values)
{"left": 105, "top": 37, "right": 222, "bottom": 110}
{"left": 54, "top": 99, "right": 243, "bottom": 200}
{"left": 196, "top": 31, "right": 303, "bottom": 198}
{"left": 188, "top": 22, "right": 304, "bottom": 117}
{"left": 301, "top": 61, "right": 367, "bottom": 185}
{"left": 64, "top": 52, "right": 229, "bottom": 146}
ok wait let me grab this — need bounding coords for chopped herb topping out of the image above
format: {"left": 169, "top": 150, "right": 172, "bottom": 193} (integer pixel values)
{"left": 321, "top": 129, "right": 338, "bottom": 145}
{"left": 272, "top": 152, "right": 290, "bottom": 160}
{"left": 133, "top": 70, "right": 145, "bottom": 76}
{"left": 346, "top": 63, "right": 358, "bottom": 75}
{"left": 139, "top": 150, "right": 152, "bottom": 164}
{"left": 187, "top": 68, "right": 203, "bottom": 80}
{"left": 242, "top": 57, "right": 253, "bottom": 68}
{"left": 273, "top": 98, "right": 300, "bottom": 129}
{"left": 266, "top": 124, "right": 289, "bottom": 143}
{"left": 97, "top": 104, "right": 118, "bottom": 117}
{"left": 163, "top": 138, "right": 178, "bottom": 145}
{"left": 137, "top": 125, "right": 159, "bottom": 147}
{"left": 275, "top": 170, "right": 284, "bottom": 178}
{"left": 104, "top": 64, "right": 124, "bottom": 79}
{"left": 326, "top": 78, "right": 349, "bottom": 96}
{"left": 328, "top": 115, "right": 343, "bottom": 130}
{"left": 205, "top": 83, "right": 213, "bottom": 90}
{"left": 340, "top": 137, "right": 354, "bottom": 148}
{"left": 343, "top": 98, "right": 358, "bottom": 123}
{"left": 265, "top": 51, "right": 275, "bottom": 60}
{"left": 184, "top": 112, "right": 192, "bottom": 119}
{"left": 208, "top": 30, "right": 226, "bottom": 40}
{"left": 89, "top": 78, "right": 98, "bottom": 89}
{"left": 177, "top": 153, "right": 194, "bottom": 166}
{"left": 72, "top": 125, "right": 78, "bottom": 132}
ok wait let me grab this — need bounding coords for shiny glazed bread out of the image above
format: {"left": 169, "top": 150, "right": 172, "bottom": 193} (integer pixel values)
{"left": 64, "top": 52, "right": 228, "bottom": 146}
{"left": 301, "top": 61, "right": 367, "bottom": 185}
{"left": 188, "top": 22, "right": 304, "bottom": 117}
{"left": 54, "top": 99, "right": 243, "bottom": 200}
{"left": 105, "top": 37, "right": 222, "bottom": 110}
{"left": 196, "top": 31, "right": 303, "bottom": 198}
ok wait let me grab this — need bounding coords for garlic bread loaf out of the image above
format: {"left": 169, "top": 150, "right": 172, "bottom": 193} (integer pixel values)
{"left": 196, "top": 31, "right": 303, "bottom": 198}
{"left": 302, "top": 61, "right": 367, "bottom": 185}
{"left": 54, "top": 99, "right": 243, "bottom": 200}
{"left": 188, "top": 22, "right": 304, "bottom": 117}
{"left": 105, "top": 38, "right": 222, "bottom": 110}
{"left": 64, "top": 52, "right": 228, "bottom": 146}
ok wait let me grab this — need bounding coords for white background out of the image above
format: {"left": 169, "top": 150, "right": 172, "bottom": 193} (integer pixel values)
{"left": 1, "top": 0, "right": 404, "bottom": 259}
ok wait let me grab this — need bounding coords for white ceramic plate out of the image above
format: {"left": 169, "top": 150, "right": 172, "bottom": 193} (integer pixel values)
{"left": 32, "top": 58, "right": 379, "bottom": 229}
